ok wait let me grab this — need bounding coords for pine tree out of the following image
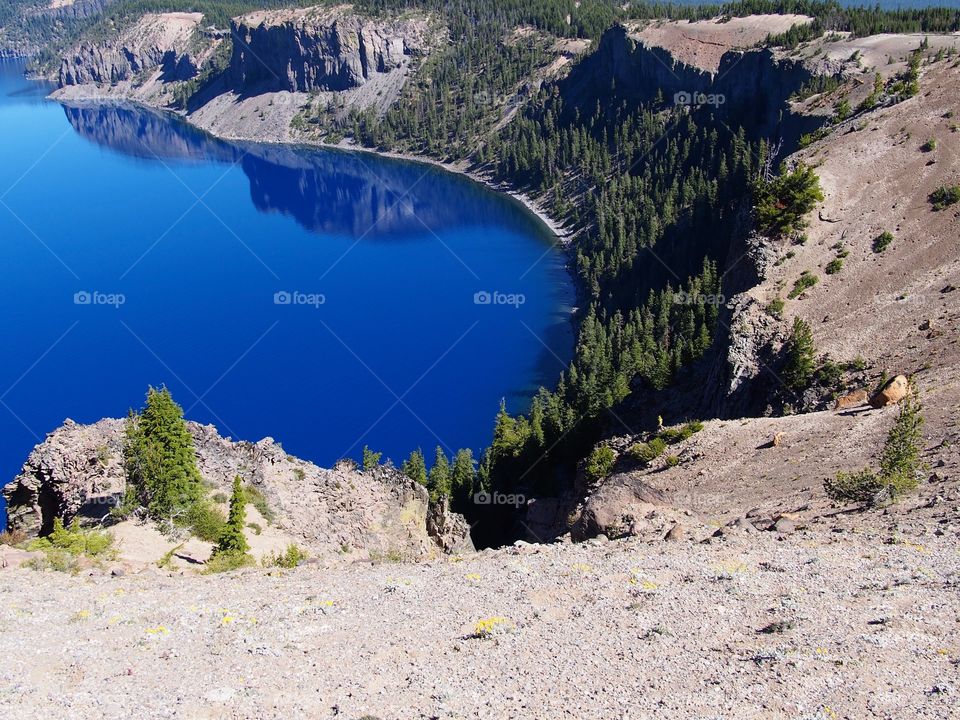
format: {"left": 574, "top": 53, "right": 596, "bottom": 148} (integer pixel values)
{"left": 783, "top": 317, "right": 816, "bottom": 392}
{"left": 216, "top": 476, "right": 249, "bottom": 556}
{"left": 878, "top": 391, "right": 924, "bottom": 497}
{"left": 402, "top": 448, "right": 427, "bottom": 487}
{"left": 124, "top": 386, "right": 203, "bottom": 522}
{"left": 428, "top": 446, "right": 451, "bottom": 502}
{"left": 450, "top": 448, "right": 476, "bottom": 509}
{"left": 362, "top": 445, "right": 382, "bottom": 472}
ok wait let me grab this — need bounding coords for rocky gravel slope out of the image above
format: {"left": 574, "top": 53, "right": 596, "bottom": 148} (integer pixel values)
{"left": 1, "top": 524, "right": 957, "bottom": 719}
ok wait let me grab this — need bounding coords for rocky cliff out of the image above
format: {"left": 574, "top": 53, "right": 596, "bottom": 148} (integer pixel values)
{"left": 3, "top": 418, "right": 472, "bottom": 559}
{"left": 58, "top": 12, "right": 206, "bottom": 86}
{"left": 561, "top": 24, "right": 825, "bottom": 148}
{"left": 228, "top": 7, "right": 431, "bottom": 93}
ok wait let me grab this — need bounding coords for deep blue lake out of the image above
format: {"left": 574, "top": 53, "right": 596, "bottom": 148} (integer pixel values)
{"left": 0, "top": 61, "right": 574, "bottom": 522}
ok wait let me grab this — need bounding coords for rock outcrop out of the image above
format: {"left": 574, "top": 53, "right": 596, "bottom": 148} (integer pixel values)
{"left": 58, "top": 12, "right": 206, "bottom": 87}
{"left": 3, "top": 418, "right": 472, "bottom": 559}
{"left": 228, "top": 7, "right": 431, "bottom": 93}
{"left": 559, "top": 24, "right": 825, "bottom": 148}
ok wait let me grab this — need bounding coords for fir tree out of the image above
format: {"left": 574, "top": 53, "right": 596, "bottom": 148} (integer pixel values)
{"left": 216, "top": 476, "right": 249, "bottom": 556}
{"left": 402, "top": 448, "right": 428, "bottom": 487}
{"left": 362, "top": 445, "right": 382, "bottom": 472}
{"left": 783, "top": 317, "right": 816, "bottom": 392}
{"left": 450, "top": 448, "right": 476, "bottom": 509}
{"left": 124, "top": 386, "right": 203, "bottom": 523}
{"left": 428, "top": 446, "right": 451, "bottom": 502}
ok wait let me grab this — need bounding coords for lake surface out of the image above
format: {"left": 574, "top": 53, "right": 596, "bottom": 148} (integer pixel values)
{"left": 0, "top": 61, "right": 574, "bottom": 522}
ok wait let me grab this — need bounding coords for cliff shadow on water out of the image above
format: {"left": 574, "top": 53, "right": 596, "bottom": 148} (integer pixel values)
{"left": 59, "top": 101, "right": 563, "bottom": 241}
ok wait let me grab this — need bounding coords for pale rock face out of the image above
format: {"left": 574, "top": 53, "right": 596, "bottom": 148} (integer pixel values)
{"left": 58, "top": 12, "right": 205, "bottom": 87}
{"left": 3, "top": 418, "right": 472, "bottom": 559}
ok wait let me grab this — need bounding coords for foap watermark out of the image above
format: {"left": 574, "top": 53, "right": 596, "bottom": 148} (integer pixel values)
{"left": 674, "top": 90, "right": 726, "bottom": 108}
{"left": 274, "top": 290, "right": 326, "bottom": 308}
{"left": 474, "top": 491, "right": 526, "bottom": 508}
{"left": 675, "top": 290, "right": 726, "bottom": 306}
{"left": 474, "top": 290, "right": 526, "bottom": 308}
{"left": 74, "top": 290, "right": 125, "bottom": 308}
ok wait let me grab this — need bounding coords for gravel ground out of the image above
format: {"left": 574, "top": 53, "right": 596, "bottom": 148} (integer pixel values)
{"left": 2, "top": 527, "right": 958, "bottom": 719}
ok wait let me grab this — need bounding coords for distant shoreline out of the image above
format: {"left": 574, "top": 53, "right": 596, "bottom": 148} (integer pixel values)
{"left": 49, "top": 83, "right": 573, "bottom": 247}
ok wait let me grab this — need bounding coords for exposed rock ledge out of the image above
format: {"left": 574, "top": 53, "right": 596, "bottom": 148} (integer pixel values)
{"left": 229, "top": 6, "right": 432, "bottom": 93}
{"left": 2, "top": 418, "right": 473, "bottom": 559}
{"left": 58, "top": 12, "right": 209, "bottom": 87}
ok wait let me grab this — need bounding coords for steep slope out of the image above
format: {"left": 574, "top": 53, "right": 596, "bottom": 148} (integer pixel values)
{"left": 570, "top": 58, "right": 960, "bottom": 544}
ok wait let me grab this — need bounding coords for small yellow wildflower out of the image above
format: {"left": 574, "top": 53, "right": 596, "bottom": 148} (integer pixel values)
{"left": 472, "top": 616, "right": 515, "bottom": 639}
{"left": 144, "top": 626, "right": 168, "bottom": 635}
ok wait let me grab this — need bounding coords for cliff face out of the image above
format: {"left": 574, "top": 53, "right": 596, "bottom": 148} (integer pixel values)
{"left": 58, "top": 12, "right": 205, "bottom": 86}
{"left": 561, "top": 25, "right": 824, "bottom": 147}
{"left": 228, "top": 8, "right": 431, "bottom": 93}
{"left": 3, "top": 418, "right": 472, "bottom": 559}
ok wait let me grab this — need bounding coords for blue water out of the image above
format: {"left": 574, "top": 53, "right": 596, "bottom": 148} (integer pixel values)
{"left": 0, "top": 61, "right": 574, "bottom": 523}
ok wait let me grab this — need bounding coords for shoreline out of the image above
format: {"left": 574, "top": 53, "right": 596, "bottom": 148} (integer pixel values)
{"left": 49, "top": 85, "right": 573, "bottom": 246}
{"left": 329, "top": 140, "right": 574, "bottom": 244}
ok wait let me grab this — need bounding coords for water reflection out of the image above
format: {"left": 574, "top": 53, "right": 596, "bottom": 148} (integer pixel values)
{"left": 60, "top": 101, "right": 551, "bottom": 241}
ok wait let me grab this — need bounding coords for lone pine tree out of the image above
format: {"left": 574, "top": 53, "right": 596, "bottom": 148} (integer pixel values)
{"left": 123, "top": 386, "right": 203, "bottom": 523}
{"left": 216, "top": 476, "right": 250, "bottom": 556}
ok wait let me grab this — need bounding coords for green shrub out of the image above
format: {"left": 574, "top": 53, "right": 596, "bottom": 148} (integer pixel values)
{"left": 204, "top": 552, "right": 255, "bottom": 574}
{"left": 26, "top": 518, "right": 114, "bottom": 572}
{"left": 211, "top": 492, "right": 229, "bottom": 504}
{"left": 656, "top": 427, "right": 685, "bottom": 444}
{"left": 788, "top": 271, "right": 819, "bottom": 299}
{"left": 585, "top": 445, "right": 616, "bottom": 483}
{"left": 185, "top": 502, "right": 226, "bottom": 543}
{"left": 664, "top": 455, "right": 680, "bottom": 468}
{"left": 872, "top": 231, "right": 894, "bottom": 253}
{"left": 246, "top": 522, "right": 263, "bottom": 536}
{"left": 657, "top": 421, "right": 703, "bottom": 444}
{"left": 816, "top": 358, "right": 845, "bottom": 388}
{"left": 265, "top": 543, "right": 308, "bottom": 569}
{"left": 929, "top": 185, "right": 960, "bottom": 210}
{"left": 28, "top": 518, "right": 114, "bottom": 558}
{"left": 825, "top": 258, "right": 843, "bottom": 275}
{"left": 628, "top": 437, "right": 667, "bottom": 465}
{"left": 920, "top": 137, "right": 937, "bottom": 152}
{"left": 243, "top": 483, "right": 275, "bottom": 525}
{"left": 766, "top": 297, "right": 785, "bottom": 319}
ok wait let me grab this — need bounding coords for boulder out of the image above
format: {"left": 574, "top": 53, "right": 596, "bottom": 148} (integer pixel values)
{"left": 869, "top": 375, "right": 910, "bottom": 408}
{"left": 834, "top": 389, "right": 870, "bottom": 410}
{"left": 663, "top": 523, "right": 685, "bottom": 541}
{"left": 570, "top": 475, "right": 670, "bottom": 541}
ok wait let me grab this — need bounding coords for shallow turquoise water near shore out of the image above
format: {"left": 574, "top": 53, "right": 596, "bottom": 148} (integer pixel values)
{"left": 0, "top": 61, "right": 574, "bottom": 521}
